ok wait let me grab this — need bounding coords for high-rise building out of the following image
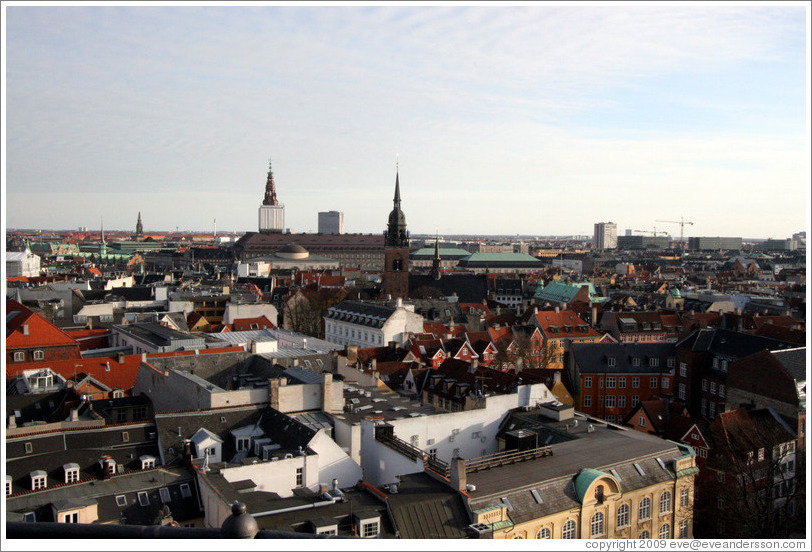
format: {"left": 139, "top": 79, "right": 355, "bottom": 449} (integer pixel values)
{"left": 258, "top": 159, "right": 285, "bottom": 234}
{"left": 593, "top": 221, "right": 617, "bottom": 250}
{"left": 318, "top": 211, "right": 344, "bottom": 234}
{"left": 382, "top": 167, "right": 410, "bottom": 300}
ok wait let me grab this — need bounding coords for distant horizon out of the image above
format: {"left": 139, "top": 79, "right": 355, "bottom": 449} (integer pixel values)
{"left": 5, "top": 226, "right": 797, "bottom": 244}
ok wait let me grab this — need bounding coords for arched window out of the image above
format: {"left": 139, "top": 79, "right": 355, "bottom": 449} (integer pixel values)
{"left": 590, "top": 511, "right": 604, "bottom": 536}
{"left": 639, "top": 497, "right": 651, "bottom": 520}
{"left": 660, "top": 491, "right": 672, "bottom": 514}
{"left": 595, "top": 484, "right": 605, "bottom": 504}
{"left": 512, "top": 535, "right": 523, "bottom": 539}
{"left": 639, "top": 530, "right": 650, "bottom": 539}
{"left": 616, "top": 503, "right": 630, "bottom": 527}
{"left": 537, "top": 527, "right": 551, "bottom": 539}
{"left": 562, "top": 520, "right": 576, "bottom": 539}
{"left": 659, "top": 524, "right": 671, "bottom": 539}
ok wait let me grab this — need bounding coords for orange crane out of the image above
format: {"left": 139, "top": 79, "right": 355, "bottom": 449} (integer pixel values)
{"left": 656, "top": 217, "right": 695, "bottom": 253}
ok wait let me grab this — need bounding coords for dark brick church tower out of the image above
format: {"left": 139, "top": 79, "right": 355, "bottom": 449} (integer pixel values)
{"left": 382, "top": 166, "right": 410, "bottom": 299}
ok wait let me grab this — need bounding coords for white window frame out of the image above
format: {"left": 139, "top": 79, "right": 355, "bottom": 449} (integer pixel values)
{"left": 537, "top": 527, "right": 551, "bottom": 539}
{"left": 639, "top": 497, "right": 651, "bottom": 520}
{"left": 680, "top": 487, "right": 689, "bottom": 507}
{"left": 617, "top": 503, "right": 630, "bottom": 527}
{"left": 65, "top": 468, "right": 80, "bottom": 484}
{"left": 659, "top": 523, "right": 670, "bottom": 539}
{"left": 62, "top": 512, "right": 79, "bottom": 523}
{"left": 31, "top": 474, "right": 47, "bottom": 491}
{"left": 179, "top": 483, "right": 192, "bottom": 498}
{"left": 679, "top": 362, "right": 687, "bottom": 377}
{"left": 13, "top": 351, "right": 25, "bottom": 362}
{"left": 138, "top": 491, "right": 149, "bottom": 506}
{"left": 33, "top": 350, "right": 45, "bottom": 361}
{"left": 361, "top": 520, "right": 380, "bottom": 538}
{"left": 660, "top": 491, "right": 672, "bottom": 514}
{"left": 583, "top": 395, "right": 592, "bottom": 407}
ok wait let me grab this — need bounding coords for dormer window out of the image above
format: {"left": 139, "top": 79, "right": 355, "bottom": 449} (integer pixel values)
{"left": 63, "top": 463, "right": 80, "bottom": 484}
{"left": 236, "top": 437, "right": 250, "bottom": 452}
{"left": 33, "top": 350, "right": 45, "bottom": 361}
{"left": 30, "top": 470, "right": 47, "bottom": 491}
{"left": 649, "top": 357, "right": 659, "bottom": 368}
{"left": 140, "top": 455, "right": 157, "bottom": 470}
{"left": 6, "top": 475, "right": 12, "bottom": 496}
{"left": 595, "top": 484, "right": 605, "bottom": 504}
{"left": 632, "top": 357, "right": 641, "bottom": 367}
{"left": 607, "top": 357, "right": 616, "bottom": 368}
{"left": 356, "top": 514, "right": 381, "bottom": 538}
{"left": 13, "top": 352, "right": 24, "bottom": 362}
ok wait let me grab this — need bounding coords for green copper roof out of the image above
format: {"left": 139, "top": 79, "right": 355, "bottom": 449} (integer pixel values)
{"left": 670, "top": 288, "right": 682, "bottom": 298}
{"left": 463, "top": 252, "right": 542, "bottom": 262}
{"left": 491, "top": 520, "right": 514, "bottom": 531}
{"left": 410, "top": 248, "right": 472, "bottom": 257}
{"left": 534, "top": 280, "right": 609, "bottom": 303}
{"left": 574, "top": 468, "right": 608, "bottom": 504}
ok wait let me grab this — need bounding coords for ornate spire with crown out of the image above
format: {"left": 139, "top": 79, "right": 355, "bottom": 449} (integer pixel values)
{"left": 262, "top": 158, "right": 279, "bottom": 206}
{"left": 385, "top": 161, "right": 408, "bottom": 248}
{"left": 135, "top": 212, "right": 144, "bottom": 241}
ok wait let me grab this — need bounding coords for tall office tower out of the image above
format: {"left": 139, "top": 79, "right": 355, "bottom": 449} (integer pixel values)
{"left": 318, "top": 211, "right": 344, "bottom": 234}
{"left": 258, "top": 158, "right": 285, "bottom": 234}
{"left": 593, "top": 222, "right": 618, "bottom": 250}
{"left": 625, "top": 229, "right": 632, "bottom": 236}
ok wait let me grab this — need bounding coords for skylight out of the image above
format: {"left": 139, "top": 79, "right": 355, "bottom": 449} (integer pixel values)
{"left": 530, "top": 489, "right": 543, "bottom": 504}
{"left": 633, "top": 463, "right": 646, "bottom": 476}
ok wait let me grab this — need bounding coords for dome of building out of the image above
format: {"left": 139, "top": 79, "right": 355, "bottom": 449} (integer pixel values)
{"left": 276, "top": 243, "right": 309, "bottom": 260}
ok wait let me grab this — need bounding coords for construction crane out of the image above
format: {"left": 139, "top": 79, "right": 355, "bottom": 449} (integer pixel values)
{"left": 634, "top": 228, "right": 668, "bottom": 236}
{"left": 656, "top": 217, "right": 695, "bottom": 253}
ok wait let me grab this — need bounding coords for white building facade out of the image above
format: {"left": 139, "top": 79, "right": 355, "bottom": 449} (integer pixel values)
{"left": 324, "top": 299, "right": 423, "bottom": 348}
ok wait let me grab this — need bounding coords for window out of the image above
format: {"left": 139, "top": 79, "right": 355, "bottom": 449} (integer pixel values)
{"left": 180, "top": 483, "right": 192, "bottom": 498}
{"left": 660, "top": 491, "right": 672, "bottom": 514}
{"left": 719, "top": 384, "right": 726, "bottom": 398}
{"left": 116, "top": 410, "right": 127, "bottom": 423}
{"left": 63, "top": 512, "right": 79, "bottom": 523}
{"left": 33, "top": 350, "right": 45, "bottom": 361}
{"left": 617, "top": 503, "right": 630, "bottom": 527}
{"left": 649, "top": 357, "right": 659, "bottom": 367}
{"left": 31, "top": 473, "right": 47, "bottom": 491}
{"left": 584, "top": 395, "right": 592, "bottom": 407}
{"left": 121, "top": 431, "right": 129, "bottom": 443}
{"left": 562, "top": 520, "right": 576, "bottom": 539}
{"left": 632, "top": 357, "right": 640, "bottom": 367}
{"left": 13, "top": 351, "right": 24, "bottom": 362}
{"left": 65, "top": 468, "right": 79, "bottom": 484}
{"left": 758, "top": 448, "right": 765, "bottom": 461}
{"left": 639, "top": 497, "right": 651, "bottom": 520}
{"left": 710, "top": 382, "right": 716, "bottom": 395}
{"left": 618, "top": 377, "right": 626, "bottom": 388}
{"left": 668, "top": 358, "right": 675, "bottom": 369}
{"left": 632, "top": 377, "right": 640, "bottom": 389}
{"left": 141, "top": 456, "right": 156, "bottom": 469}
{"left": 584, "top": 377, "right": 592, "bottom": 388}
{"left": 618, "top": 395, "right": 626, "bottom": 409}
{"left": 116, "top": 495, "right": 127, "bottom": 507}
{"left": 650, "top": 377, "right": 658, "bottom": 388}
{"left": 678, "top": 383, "right": 686, "bottom": 400}
{"left": 680, "top": 488, "right": 689, "bottom": 508}
{"left": 133, "top": 406, "right": 147, "bottom": 421}
{"left": 701, "top": 379, "right": 708, "bottom": 391}
{"left": 708, "top": 402, "right": 716, "bottom": 418}
{"left": 679, "top": 363, "right": 687, "bottom": 377}
{"left": 639, "top": 416, "right": 646, "bottom": 427}
{"left": 25, "top": 442, "right": 33, "bottom": 454}
{"left": 679, "top": 520, "right": 689, "bottom": 538}
{"left": 296, "top": 467, "right": 303, "bottom": 487}
{"left": 590, "top": 511, "right": 604, "bottom": 536}
{"left": 159, "top": 487, "right": 171, "bottom": 503}
{"left": 701, "top": 399, "right": 707, "bottom": 415}
{"left": 632, "top": 395, "right": 640, "bottom": 406}
{"left": 537, "top": 527, "right": 551, "bottom": 539}
{"left": 606, "top": 395, "right": 616, "bottom": 408}
{"left": 361, "top": 521, "right": 379, "bottom": 538}
{"left": 606, "top": 377, "right": 616, "bottom": 389}
{"left": 236, "top": 437, "right": 250, "bottom": 451}
{"left": 595, "top": 485, "right": 604, "bottom": 504}
{"left": 639, "top": 531, "right": 650, "bottom": 539}
{"left": 138, "top": 491, "right": 149, "bottom": 506}
{"left": 659, "top": 523, "right": 670, "bottom": 539}
{"left": 661, "top": 378, "right": 669, "bottom": 389}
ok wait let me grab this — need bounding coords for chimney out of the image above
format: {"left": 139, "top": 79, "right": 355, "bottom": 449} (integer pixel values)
{"left": 141, "top": 353, "right": 147, "bottom": 362}
{"left": 450, "top": 457, "right": 467, "bottom": 492}
{"left": 370, "top": 358, "right": 377, "bottom": 371}
{"left": 553, "top": 371, "right": 561, "bottom": 383}
{"left": 70, "top": 408, "right": 79, "bottom": 422}
{"left": 591, "top": 304, "right": 598, "bottom": 326}
{"left": 554, "top": 306, "right": 560, "bottom": 313}
{"left": 346, "top": 345, "right": 358, "bottom": 365}
{"left": 269, "top": 378, "right": 280, "bottom": 411}
{"left": 118, "top": 352, "right": 125, "bottom": 364}
{"left": 8, "top": 415, "right": 17, "bottom": 429}
{"left": 469, "top": 359, "right": 479, "bottom": 373}
{"left": 22, "top": 323, "right": 29, "bottom": 336}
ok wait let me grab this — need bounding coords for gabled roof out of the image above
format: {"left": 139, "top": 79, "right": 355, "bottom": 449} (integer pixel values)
{"left": 6, "top": 299, "right": 82, "bottom": 351}
{"left": 676, "top": 328, "right": 797, "bottom": 357}
{"left": 6, "top": 355, "right": 143, "bottom": 394}
{"left": 534, "top": 310, "right": 601, "bottom": 339}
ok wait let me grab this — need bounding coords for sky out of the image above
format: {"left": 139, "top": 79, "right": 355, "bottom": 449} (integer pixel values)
{"left": 3, "top": 2, "right": 810, "bottom": 239}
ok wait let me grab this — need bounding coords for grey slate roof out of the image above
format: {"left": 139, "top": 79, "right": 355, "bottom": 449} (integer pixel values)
{"left": 325, "top": 300, "right": 396, "bottom": 328}
{"left": 772, "top": 348, "right": 807, "bottom": 382}
{"left": 571, "top": 342, "right": 676, "bottom": 374}
{"left": 676, "top": 328, "right": 796, "bottom": 357}
{"left": 386, "top": 472, "right": 470, "bottom": 538}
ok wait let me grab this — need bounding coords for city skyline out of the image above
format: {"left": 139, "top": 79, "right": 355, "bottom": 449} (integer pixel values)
{"left": 3, "top": 3, "right": 810, "bottom": 239}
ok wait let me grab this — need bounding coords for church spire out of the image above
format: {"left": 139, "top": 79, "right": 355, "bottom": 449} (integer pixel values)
{"left": 431, "top": 231, "right": 442, "bottom": 280}
{"left": 263, "top": 158, "right": 279, "bottom": 206}
{"left": 135, "top": 211, "right": 144, "bottom": 240}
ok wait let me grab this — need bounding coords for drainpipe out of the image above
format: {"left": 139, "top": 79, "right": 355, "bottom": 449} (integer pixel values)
{"left": 252, "top": 492, "right": 338, "bottom": 518}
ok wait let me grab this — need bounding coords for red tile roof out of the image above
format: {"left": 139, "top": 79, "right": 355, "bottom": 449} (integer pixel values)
{"left": 533, "top": 310, "right": 601, "bottom": 338}
{"left": 6, "top": 299, "right": 82, "bottom": 352}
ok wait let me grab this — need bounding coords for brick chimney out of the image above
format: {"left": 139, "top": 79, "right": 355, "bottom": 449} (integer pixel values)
{"left": 321, "top": 372, "right": 334, "bottom": 413}
{"left": 450, "top": 457, "right": 467, "bottom": 492}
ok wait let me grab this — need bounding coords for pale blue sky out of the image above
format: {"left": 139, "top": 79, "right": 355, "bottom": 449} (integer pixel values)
{"left": 3, "top": 3, "right": 809, "bottom": 239}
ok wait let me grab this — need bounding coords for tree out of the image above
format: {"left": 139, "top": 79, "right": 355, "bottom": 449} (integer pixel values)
{"left": 695, "top": 408, "right": 803, "bottom": 538}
